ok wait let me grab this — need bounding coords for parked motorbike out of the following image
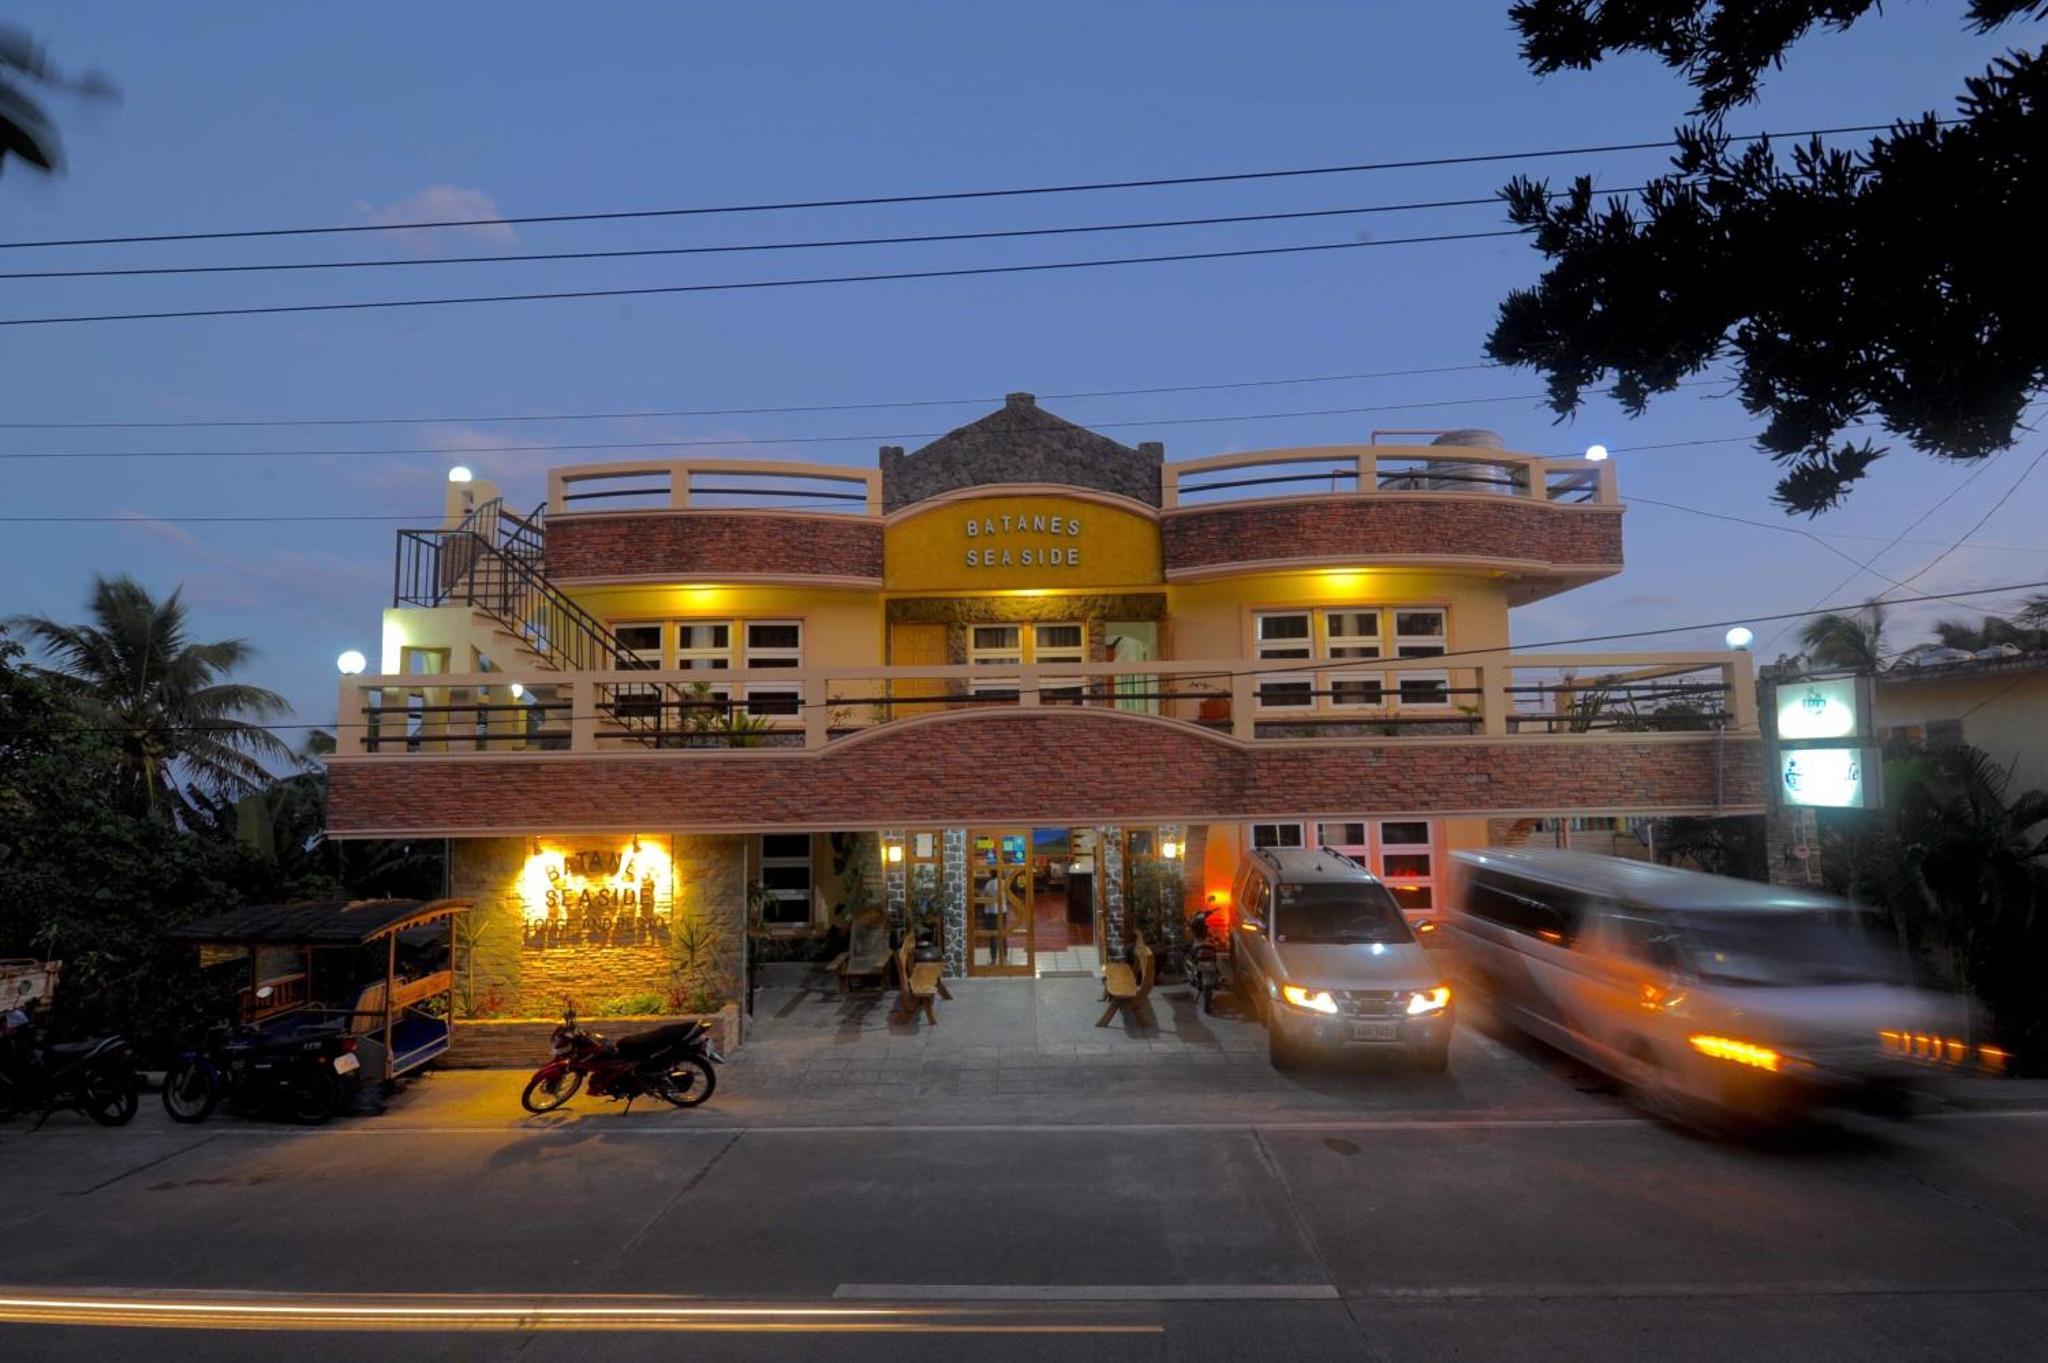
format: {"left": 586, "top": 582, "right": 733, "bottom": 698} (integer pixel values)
{"left": 162, "top": 989, "right": 361, "bottom": 1126}
{"left": 520, "top": 1009, "right": 723, "bottom": 1114}
{"left": 1186, "top": 909, "right": 1223, "bottom": 1015}
{"left": 0, "top": 1007, "right": 138, "bottom": 1127}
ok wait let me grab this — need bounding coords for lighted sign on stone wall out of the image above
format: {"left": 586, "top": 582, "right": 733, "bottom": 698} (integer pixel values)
{"left": 1775, "top": 678, "right": 1860, "bottom": 741}
{"left": 1779, "top": 747, "right": 1879, "bottom": 809}
{"left": 518, "top": 836, "right": 673, "bottom": 949}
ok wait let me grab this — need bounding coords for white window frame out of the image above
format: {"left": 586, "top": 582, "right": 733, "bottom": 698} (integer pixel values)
{"left": 1032, "top": 622, "right": 1087, "bottom": 704}
{"left": 1374, "top": 819, "right": 1436, "bottom": 915}
{"left": 1253, "top": 611, "right": 1315, "bottom": 710}
{"left": 743, "top": 620, "right": 803, "bottom": 670}
{"left": 1391, "top": 609, "right": 1449, "bottom": 709}
{"left": 1249, "top": 822, "right": 1305, "bottom": 850}
{"left": 756, "top": 834, "right": 813, "bottom": 927}
{"left": 742, "top": 684, "right": 802, "bottom": 719}
{"left": 675, "top": 621, "right": 733, "bottom": 672}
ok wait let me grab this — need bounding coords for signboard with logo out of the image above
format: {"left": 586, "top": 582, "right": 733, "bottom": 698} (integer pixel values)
{"left": 1778, "top": 746, "right": 1881, "bottom": 809}
{"left": 1774, "top": 677, "right": 1862, "bottom": 741}
{"left": 1769, "top": 673, "right": 1881, "bottom": 810}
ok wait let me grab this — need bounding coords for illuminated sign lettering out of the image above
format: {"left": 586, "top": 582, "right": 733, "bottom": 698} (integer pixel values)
{"left": 963, "top": 510, "right": 1082, "bottom": 568}
{"left": 1779, "top": 746, "right": 1880, "bottom": 809}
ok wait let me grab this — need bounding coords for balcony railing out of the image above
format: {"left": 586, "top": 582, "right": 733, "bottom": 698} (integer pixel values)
{"left": 547, "top": 458, "right": 884, "bottom": 516}
{"left": 333, "top": 650, "right": 1755, "bottom": 756}
{"left": 1160, "top": 443, "right": 1617, "bottom": 510}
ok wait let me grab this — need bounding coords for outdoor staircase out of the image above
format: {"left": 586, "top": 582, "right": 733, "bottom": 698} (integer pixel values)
{"left": 393, "top": 499, "right": 665, "bottom": 742}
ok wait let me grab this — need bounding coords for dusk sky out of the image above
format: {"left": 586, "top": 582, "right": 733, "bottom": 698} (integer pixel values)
{"left": 2, "top": 3, "right": 2042, "bottom": 734}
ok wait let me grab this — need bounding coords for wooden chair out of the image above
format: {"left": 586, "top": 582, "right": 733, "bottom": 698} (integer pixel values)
{"left": 831, "top": 909, "right": 892, "bottom": 994}
{"left": 1096, "top": 939, "right": 1156, "bottom": 1027}
{"left": 893, "top": 938, "right": 942, "bottom": 1026}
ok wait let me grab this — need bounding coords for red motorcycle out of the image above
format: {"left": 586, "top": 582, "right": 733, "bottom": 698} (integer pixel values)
{"left": 519, "top": 1008, "right": 723, "bottom": 1114}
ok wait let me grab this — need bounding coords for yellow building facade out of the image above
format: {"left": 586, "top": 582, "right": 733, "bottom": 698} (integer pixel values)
{"left": 330, "top": 394, "right": 1764, "bottom": 1020}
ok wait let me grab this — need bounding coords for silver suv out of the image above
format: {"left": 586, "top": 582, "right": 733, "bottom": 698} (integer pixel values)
{"left": 1231, "top": 847, "right": 1454, "bottom": 1070}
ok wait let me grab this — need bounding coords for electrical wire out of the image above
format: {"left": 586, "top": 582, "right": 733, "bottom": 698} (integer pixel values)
{"left": 0, "top": 122, "right": 1918, "bottom": 252}
{"left": 0, "top": 191, "right": 1647, "bottom": 282}
{"left": 0, "top": 229, "right": 1533, "bottom": 328}
{"left": 0, "top": 363, "right": 1505, "bottom": 431}
{"left": 0, "top": 379, "right": 1727, "bottom": 461}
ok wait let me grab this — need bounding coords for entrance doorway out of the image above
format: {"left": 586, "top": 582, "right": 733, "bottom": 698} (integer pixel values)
{"left": 968, "top": 829, "right": 1032, "bottom": 976}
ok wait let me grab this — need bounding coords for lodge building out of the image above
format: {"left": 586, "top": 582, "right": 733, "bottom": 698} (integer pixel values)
{"left": 325, "top": 393, "right": 1765, "bottom": 1031}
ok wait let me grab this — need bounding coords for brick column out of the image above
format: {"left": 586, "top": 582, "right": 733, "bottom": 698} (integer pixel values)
{"left": 940, "top": 828, "right": 968, "bottom": 978}
{"left": 1100, "top": 828, "right": 1126, "bottom": 960}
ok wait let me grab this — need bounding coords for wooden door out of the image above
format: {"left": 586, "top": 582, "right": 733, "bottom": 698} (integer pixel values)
{"left": 967, "top": 829, "right": 1033, "bottom": 976}
{"left": 889, "top": 622, "right": 948, "bottom": 719}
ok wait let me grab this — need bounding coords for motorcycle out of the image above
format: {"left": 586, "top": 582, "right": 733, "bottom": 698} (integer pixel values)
{"left": 520, "top": 1008, "right": 722, "bottom": 1114}
{"left": 162, "top": 988, "right": 361, "bottom": 1126}
{"left": 1186, "top": 908, "right": 1223, "bottom": 1015}
{"left": 0, "top": 1007, "right": 138, "bottom": 1127}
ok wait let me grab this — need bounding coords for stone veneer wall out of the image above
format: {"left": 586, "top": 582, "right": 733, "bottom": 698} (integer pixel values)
{"left": 1100, "top": 829, "right": 1126, "bottom": 959}
{"left": 940, "top": 828, "right": 968, "bottom": 977}
{"left": 450, "top": 834, "right": 747, "bottom": 1020}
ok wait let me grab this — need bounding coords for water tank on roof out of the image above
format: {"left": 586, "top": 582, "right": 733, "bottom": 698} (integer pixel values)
{"left": 1423, "top": 429, "right": 1508, "bottom": 493}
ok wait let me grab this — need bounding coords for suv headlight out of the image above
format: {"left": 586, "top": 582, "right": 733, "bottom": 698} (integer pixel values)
{"left": 1280, "top": 984, "right": 1340, "bottom": 1016}
{"left": 1405, "top": 985, "right": 1452, "bottom": 1016}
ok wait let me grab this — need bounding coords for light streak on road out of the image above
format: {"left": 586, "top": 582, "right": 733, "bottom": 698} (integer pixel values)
{"left": 0, "top": 1288, "right": 1161, "bottom": 1335}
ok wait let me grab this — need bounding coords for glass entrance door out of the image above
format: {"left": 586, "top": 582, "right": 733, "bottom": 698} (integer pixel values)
{"left": 968, "top": 829, "right": 1032, "bottom": 976}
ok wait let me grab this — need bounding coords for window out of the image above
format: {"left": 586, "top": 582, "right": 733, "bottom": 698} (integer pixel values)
{"left": 758, "top": 834, "right": 813, "bottom": 926}
{"left": 1323, "top": 610, "right": 1381, "bottom": 661}
{"left": 1033, "top": 622, "right": 1086, "bottom": 704}
{"left": 1317, "top": 822, "right": 1367, "bottom": 849}
{"left": 1464, "top": 874, "right": 1578, "bottom": 946}
{"left": 744, "top": 685, "right": 802, "bottom": 718}
{"left": 969, "top": 624, "right": 1083, "bottom": 702}
{"left": 745, "top": 621, "right": 802, "bottom": 669}
{"left": 676, "top": 622, "right": 730, "bottom": 671}
{"left": 1254, "top": 612, "right": 1314, "bottom": 708}
{"left": 1376, "top": 819, "right": 1435, "bottom": 912}
{"left": 611, "top": 623, "right": 663, "bottom": 725}
{"left": 1393, "top": 609, "right": 1449, "bottom": 707}
{"left": 1250, "top": 823, "right": 1304, "bottom": 850}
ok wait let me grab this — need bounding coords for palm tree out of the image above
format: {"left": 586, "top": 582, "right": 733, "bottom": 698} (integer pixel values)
{"left": 0, "top": 26, "right": 114, "bottom": 178}
{"left": 1797, "top": 600, "right": 1889, "bottom": 671}
{"left": 11, "top": 575, "right": 292, "bottom": 816}
{"left": 1931, "top": 614, "right": 2048, "bottom": 654}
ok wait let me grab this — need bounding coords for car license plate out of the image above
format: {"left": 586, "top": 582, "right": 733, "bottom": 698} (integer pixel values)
{"left": 333, "top": 1053, "right": 361, "bottom": 1075}
{"left": 1351, "top": 1021, "right": 1399, "bottom": 1042}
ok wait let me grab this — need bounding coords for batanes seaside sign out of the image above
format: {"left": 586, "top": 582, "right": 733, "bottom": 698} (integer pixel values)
{"left": 883, "top": 494, "right": 1162, "bottom": 591}
{"left": 964, "top": 509, "right": 1084, "bottom": 568}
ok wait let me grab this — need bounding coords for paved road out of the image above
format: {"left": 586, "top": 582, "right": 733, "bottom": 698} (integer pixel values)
{"left": 3, "top": 980, "right": 2046, "bottom": 1360}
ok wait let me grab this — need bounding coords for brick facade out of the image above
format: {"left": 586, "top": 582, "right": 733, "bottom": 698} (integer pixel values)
{"left": 330, "top": 710, "right": 1764, "bottom": 835}
{"left": 1161, "top": 498, "right": 1623, "bottom": 573}
{"left": 546, "top": 513, "right": 883, "bottom": 582}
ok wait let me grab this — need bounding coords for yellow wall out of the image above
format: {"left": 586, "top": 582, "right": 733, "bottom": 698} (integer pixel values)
{"left": 1878, "top": 670, "right": 2048, "bottom": 796}
{"left": 1166, "top": 568, "right": 1512, "bottom": 659}
{"left": 566, "top": 583, "right": 886, "bottom": 669}
{"left": 885, "top": 494, "right": 1161, "bottom": 593}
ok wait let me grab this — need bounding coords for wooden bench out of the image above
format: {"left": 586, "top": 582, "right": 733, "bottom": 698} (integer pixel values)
{"left": 1096, "top": 939, "right": 1156, "bottom": 1027}
{"left": 831, "top": 909, "right": 892, "bottom": 994}
{"left": 892, "top": 938, "right": 947, "bottom": 1026}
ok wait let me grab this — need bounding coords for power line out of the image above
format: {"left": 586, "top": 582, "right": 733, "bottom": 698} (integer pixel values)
{"left": 1756, "top": 447, "right": 2011, "bottom": 655}
{"left": 0, "top": 363, "right": 1504, "bottom": 431}
{"left": 0, "top": 229, "right": 1533, "bottom": 329}
{"left": 1877, "top": 444, "right": 2048, "bottom": 601}
{"left": 0, "top": 379, "right": 1728, "bottom": 462}
{"left": 0, "top": 191, "right": 1625, "bottom": 282}
{"left": 0, "top": 122, "right": 1917, "bottom": 253}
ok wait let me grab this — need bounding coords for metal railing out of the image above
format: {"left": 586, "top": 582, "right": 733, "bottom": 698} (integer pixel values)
{"left": 335, "top": 650, "right": 1757, "bottom": 756}
{"left": 394, "top": 497, "right": 635, "bottom": 675}
{"left": 1159, "top": 444, "right": 1618, "bottom": 511}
